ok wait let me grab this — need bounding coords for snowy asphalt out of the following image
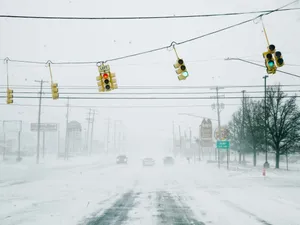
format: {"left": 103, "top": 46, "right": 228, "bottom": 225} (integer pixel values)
{"left": 1, "top": 157, "right": 300, "bottom": 225}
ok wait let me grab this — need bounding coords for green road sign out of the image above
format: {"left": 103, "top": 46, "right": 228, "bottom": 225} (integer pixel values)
{"left": 216, "top": 140, "right": 230, "bottom": 149}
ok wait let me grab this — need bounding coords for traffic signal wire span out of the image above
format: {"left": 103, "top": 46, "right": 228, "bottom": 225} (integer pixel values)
{"left": 1, "top": 0, "right": 298, "bottom": 66}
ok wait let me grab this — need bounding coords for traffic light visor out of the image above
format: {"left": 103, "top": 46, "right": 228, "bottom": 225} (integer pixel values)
{"left": 174, "top": 59, "right": 184, "bottom": 68}
{"left": 277, "top": 58, "right": 284, "bottom": 66}
{"left": 268, "top": 44, "right": 275, "bottom": 52}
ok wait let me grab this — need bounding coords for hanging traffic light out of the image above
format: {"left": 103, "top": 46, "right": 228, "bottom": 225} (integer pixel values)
{"left": 263, "top": 44, "right": 277, "bottom": 74}
{"left": 51, "top": 83, "right": 59, "bottom": 99}
{"left": 96, "top": 64, "right": 118, "bottom": 92}
{"left": 109, "top": 73, "right": 118, "bottom": 90}
{"left": 96, "top": 72, "right": 104, "bottom": 92}
{"left": 275, "top": 51, "right": 284, "bottom": 67}
{"left": 174, "top": 59, "right": 189, "bottom": 80}
{"left": 103, "top": 72, "right": 112, "bottom": 91}
{"left": 6, "top": 88, "right": 13, "bottom": 104}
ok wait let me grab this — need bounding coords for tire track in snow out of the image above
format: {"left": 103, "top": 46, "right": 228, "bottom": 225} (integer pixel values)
{"left": 223, "top": 200, "right": 273, "bottom": 225}
{"left": 156, "top": 191, "right": 205, "bottom": 225}
{"left": 83, "top": 191, "right": 138, "bottom": 225}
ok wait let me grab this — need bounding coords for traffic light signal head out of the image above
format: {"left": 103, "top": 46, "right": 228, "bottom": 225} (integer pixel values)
{"left": 174, "top": 59, "right": 189, "bottom": 80}
{"left": 263, "top": 45, "right": 277, "bottom": 74}
{"left": 102, "top": 73, "right": 111, "bottom": 91}
{"left": 109, "top": 73, "right": 118, "bottom": 90}
{"left": 6, "top": 88, "right": 13, "bottom": 104}
{"left": 268, "top": 44, "right": 276, "bottom": 53}
{"left": 51, "top": 83, "right": 59, "bottom": 99}
{"left": 275, "top": 51, "right": 284, "bottom": 67}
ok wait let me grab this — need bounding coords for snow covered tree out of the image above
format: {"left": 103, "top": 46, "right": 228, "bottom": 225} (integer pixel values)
{"left": 244, "top": 98, "right": 264, "bottom": 166}
{"left": 265, "top": 85, "right": 300, "bottom": 169}
{"left": 228, "top": 108, "right": 245, "bottom": 163}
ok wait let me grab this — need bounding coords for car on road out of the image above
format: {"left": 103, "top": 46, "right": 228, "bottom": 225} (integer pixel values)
{"left": 163, "top": 156, "right": 175, "bottom": 166}
{"left": 116, "top": 155, "right": 128, "bottom": 164}
{"left": 142, "top": 157, "right": 155, "bottom": 166}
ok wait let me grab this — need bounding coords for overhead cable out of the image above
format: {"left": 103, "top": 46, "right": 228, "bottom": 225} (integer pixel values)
{"left": 0, "top": 8, "right": 299, "bottom": 20}
{"left": 2, "top": 0, "right": 298, "bottom": 65}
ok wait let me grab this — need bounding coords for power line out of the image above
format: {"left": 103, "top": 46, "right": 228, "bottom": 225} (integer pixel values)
{"left": 2, "top": 1, "right": 298, "bottom": 65}
{"left": 1, "top": 84, "right": 300, "bottom": 90}
{"left": 0, "top": 8, "right": 299, "bottom": 20}
{"left": 0, "top": 95, "right": 298, "bottom": 100}
{"left": 226, "top": 58, "right": 300, "bottom": 78}
{"left": 0, "top": 103, "right": 241, "bottom": 108}
{"left": 1, "top": 90, "right": 299, "bottom": 95}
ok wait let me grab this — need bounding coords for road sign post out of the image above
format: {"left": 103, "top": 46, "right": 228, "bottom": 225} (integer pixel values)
{"left": 216, "top": 140, "right": 230, "bottom": 170}
{"left": 216, "top": 140, "right": 230, "bottom": 149}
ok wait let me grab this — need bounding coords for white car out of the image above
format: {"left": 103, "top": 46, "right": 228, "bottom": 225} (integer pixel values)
{"left": 142, "top": 157, "right": 155, "bottom": 166}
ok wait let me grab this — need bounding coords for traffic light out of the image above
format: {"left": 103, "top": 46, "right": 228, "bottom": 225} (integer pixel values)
{"left": 51, "top": 83, "right": 59, "bottom": 99}
{"left": 263, "top": 44, "right": 277, "bottom": 74}
{"left": 102, "top": 72, "right": 112, "bottom": 91}
{"left": 96, "top": 72, "right": 104, "bottom": 92}
{"left": 174, "top": 58, "right": 189, "bottom": 80}
{"left": 6, "top": 88, "right": 13, "bottom": 104}
{"left": 275, "top": 51, "right": 284, "bottom": 67}
{"left": 109, "top": 73, "right": 118, "bottom": 90}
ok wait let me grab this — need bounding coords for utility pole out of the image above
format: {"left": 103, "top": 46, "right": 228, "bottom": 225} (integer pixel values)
{"left": 17, "top": 122, "right": 22, "bottom": 161}
{"left": 172, "top": 121, "right": 175, "bottom": 153}
{"left": 118, "top": 131, "right": 122, "bottom": 153}
{"left": 90, "top": 109, "right": 95, "bottom": 155}
{"left": 34, "top": 80, "right": 48, "bottom": 164}
{"left": 241, "top": 90, "right": 246, "bottom": 164}
{"left": 57, "top": 124, "right": 60, "bottom": 158}
{"left": 65, "top": 97, "right": 70, "bottom": 160}
{"left": 106, "top": 118, "right": 110, "bottom": 154}
{"left": 114, "top": 121, "right": 117, "bottom": 152}
{"left": 211, "top": 86, "right": 224, "bottom": 169}
{"left": 178, "top": 125, "right": 182, "bottom": 155}
{"left": 86, "top": 108, "right": 92, "bottom": 154}
{"left": 263, "top": 75, "right": 270, "bottom": 168}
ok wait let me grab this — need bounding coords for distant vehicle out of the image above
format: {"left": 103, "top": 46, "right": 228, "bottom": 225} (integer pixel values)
{"left": 142, "top": 157, "right": 155, "bottom": 166}
{"left": 116, "top": 155, "right": 128, "bottom": 164}
{"left": 163, "top": 156, "right": 175, "bottom": 165}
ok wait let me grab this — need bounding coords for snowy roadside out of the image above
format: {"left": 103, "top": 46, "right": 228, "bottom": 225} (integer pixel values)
{"left": 0, "top": 154, "right": 116, "bottom": 185}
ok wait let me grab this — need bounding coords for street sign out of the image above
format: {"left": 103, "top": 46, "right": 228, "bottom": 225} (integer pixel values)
{"left": 200, "top": 118, "right": 212, "bottom": 141}
{"left": 214, "top": 126, "right": 229, "bottom": 140}
{"left": 216, "top": 140, "right": 230, "bottom": 149}
{"left": 3, "top": 120, "right": 22, "bottom": 132}
{"left": 30, "top": 123, "right": 57, "bottom": 132}
{"left": 98, "top": 64, "right": 110, "bottom": 72}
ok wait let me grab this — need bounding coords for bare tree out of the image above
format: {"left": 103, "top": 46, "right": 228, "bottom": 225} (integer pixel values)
{"left": 265, "top": 85, "right": 300, "bottom": 169}
{"left": 244, "top": 98, "right": 264, "bottom": 166}
{"left": 228, "top": 108, "right": 244, "bottom": 163}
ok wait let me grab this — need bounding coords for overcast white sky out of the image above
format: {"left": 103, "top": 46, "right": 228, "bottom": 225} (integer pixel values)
{"left": 0, "top": 0, "right": 299, "bottom": 150}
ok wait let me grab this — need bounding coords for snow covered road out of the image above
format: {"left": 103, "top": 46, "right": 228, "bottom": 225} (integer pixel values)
{"left": 1, "top": 159, "right": 300, "bottom": 225}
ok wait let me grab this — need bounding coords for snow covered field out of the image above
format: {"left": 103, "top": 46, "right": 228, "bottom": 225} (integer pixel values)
{"left": 1, "top": 157, "right": 300, "bottom": 225}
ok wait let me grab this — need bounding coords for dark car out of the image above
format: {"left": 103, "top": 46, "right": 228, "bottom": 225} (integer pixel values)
{"left": 163, "top": 156, "right": 175, "bottom": 165}
{"left": 142, "top": 158, "right": 155, "bottom": 166}
{"left": 116, "top": 155, "right": 128, "bottom": 164}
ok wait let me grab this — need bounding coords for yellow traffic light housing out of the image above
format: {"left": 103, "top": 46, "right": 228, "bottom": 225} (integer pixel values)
{"left": 6, "top": 88, "right": 13, "bottom": 104}
{"left": 96, "top": 72, "right": 105, "bottom": 92}
{"left": 263, "top": 44, "right": 277, "bottom": 74}
{"left": 275, "top": 51, "right": 284, "bottom": 67}
{"left": 174, "top": 59, "right": 189, "bottom": 80}
{"left": 51, "top": 83, "right": 59, "bottom": 100}
{"left": 109, "top": 72, "right": 118, "bottom": 90}
{"left": 96, "top": 64, "right": 118, "bottom": 92}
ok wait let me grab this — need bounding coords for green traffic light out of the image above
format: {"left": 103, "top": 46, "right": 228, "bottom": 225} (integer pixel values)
{"left": 268, "top": 61, "right": 274, "bottom": 67}
{"left": 182, "top": 71, "right": 189, "bottom": 77}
